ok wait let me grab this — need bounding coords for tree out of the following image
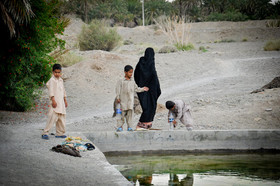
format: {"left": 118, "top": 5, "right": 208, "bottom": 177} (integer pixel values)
{"left": 0, "top": 0, "right": 35, "bottom": 37}
{"left": 0, "top": 0, "right": 66, "bottom": 111}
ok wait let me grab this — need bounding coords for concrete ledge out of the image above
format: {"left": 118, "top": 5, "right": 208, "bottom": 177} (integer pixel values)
{"left": 85, "top": 130, "right": 280, "bottom": 154}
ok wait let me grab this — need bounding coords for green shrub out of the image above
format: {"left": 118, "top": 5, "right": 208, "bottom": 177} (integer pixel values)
{"left": 264, "top": 40, "right": 280, "bottom": 51}
{"left": 242, "top": 38, "right": 248, "bottom": 42}
{"left": 205, "top": 11, "right": 248, "bottom": 22}
{"left": 159, "top": 46, "right": 178, "bottom": 53}
{"left": 0, "top": 0, "right": 66, "bottom": 111}
{"left": 175, "top": 43, "right": 195, "bottom": 51}
{"left": 57, "top": 52, "right": 83, "bottom": 67}
{"left": 199, "top": 46, "right": 208, "bottom": 52}
{"left": 79, "top": 20, "right": 121, "bottom": 51}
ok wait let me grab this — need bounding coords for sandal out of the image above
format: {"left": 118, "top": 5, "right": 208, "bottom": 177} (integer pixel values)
{"left": 127, "top": 127, "right": 133, "bottom": 131}
{"left": 116, "top": 127, "right": 123, "bottom": 132}
{"left": 55, "top": 135, "right": 67, "bottom": 138}
{"left": 42, "top": 135, "right": 49, "bottom": 140}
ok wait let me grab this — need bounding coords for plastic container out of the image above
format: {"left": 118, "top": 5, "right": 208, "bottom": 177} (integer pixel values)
{"left": 168, "top": 112, "right": 174, "bottom": 130}
{"left": 116, "top": 103, "right": 122, "bottom": 118}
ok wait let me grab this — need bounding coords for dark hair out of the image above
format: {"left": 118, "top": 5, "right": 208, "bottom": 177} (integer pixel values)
{"left": 53, "top": 64, "right": 62, "bottom": 71}
{"left": 166, "top": 101, "right": 175, "bottom": 109}
{"left": 124, "top": 65, "right": 133, "bottom": 72}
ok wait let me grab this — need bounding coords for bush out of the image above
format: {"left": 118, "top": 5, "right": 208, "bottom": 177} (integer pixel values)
{"left": 205, "top": 11, "right": 248, "bottom": 22}
{"left": 175, "top": 43, "right": 195, "bottom": 51}
{"left": 0, "top": 0, "right": 66, "bottom": 111}
{"left": 79, "top": 20, "right": 121, "bottom": 51}
{"left": 199, "top": 46, "right": 208, "bottom": 52}
{"left": 158, "top": 46, "right": 178, "bottom": 53}
{"left": 264, "top": 40, "right": 280, "bottom": 51}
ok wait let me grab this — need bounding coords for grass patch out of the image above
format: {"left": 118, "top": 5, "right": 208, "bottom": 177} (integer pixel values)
{"left": 199, "top": 46, "right": 208, "bottom": 52}
{"left": 264, "top": 40, "right": 280, "bottom": 51}
{"left": 175, "top": 43, "right": 195, "bottom": 51}
{"left": 57, "top": 52, "right": 83, "bottom": 67}
{"left": 242, "top": 38, "right": 248, "bottom": 42}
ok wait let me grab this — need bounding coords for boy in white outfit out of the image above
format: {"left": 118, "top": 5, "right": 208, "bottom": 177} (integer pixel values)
{"left": 165, "top": 100, "right": 193, "bottom": 131}
{"left": 115, "top": 65, "right": 149, "bottom": 131}
{"left": 42, "top": 64, "right": 68, "bottom": 140}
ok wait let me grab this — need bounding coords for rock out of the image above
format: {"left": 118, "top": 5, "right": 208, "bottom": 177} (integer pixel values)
{"left": 254, "top": 117, "right": 262, "bottom": 121}
{"left": 265, "top": 108, "right": 272, "bottom": 112}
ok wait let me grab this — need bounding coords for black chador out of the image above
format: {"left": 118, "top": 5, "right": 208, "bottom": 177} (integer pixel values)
{"left": 134, "top": 48, "right": 161, "bottom": 123}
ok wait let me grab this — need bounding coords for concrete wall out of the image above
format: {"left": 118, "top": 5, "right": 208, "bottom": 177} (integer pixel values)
{"left": 85, "top": 130, "right": 280, "bottom": 154}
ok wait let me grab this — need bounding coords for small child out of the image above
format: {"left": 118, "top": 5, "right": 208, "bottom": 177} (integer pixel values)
{"left": 115, "top": 65, "right": 149, "bottom": 132}
{"left": 165, "top": 100, "right": 193, "bottom": 131}
{"left": 42, "top": 64, "right": 68, "bottom": 140}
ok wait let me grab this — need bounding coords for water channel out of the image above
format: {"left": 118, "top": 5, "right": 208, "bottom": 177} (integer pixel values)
{"left": 107, "top": 153, "right": 280, "bottom": 186}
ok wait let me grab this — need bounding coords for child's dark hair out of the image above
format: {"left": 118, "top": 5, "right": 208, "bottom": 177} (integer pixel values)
{"left": 53, "top": 64, "right": 62, "bottom": 71}
{"left": 166, "top": 101, "right": 175, "bottom": 109}
{"left": 124, "top": 65, "right": 133, "bottom": 72}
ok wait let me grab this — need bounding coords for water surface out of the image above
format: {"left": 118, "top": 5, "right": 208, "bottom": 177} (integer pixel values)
{"left": 107, "top": 154, "right": 280, "bottom": 186}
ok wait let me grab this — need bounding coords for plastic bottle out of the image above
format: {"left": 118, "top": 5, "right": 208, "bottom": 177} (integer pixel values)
{"left": 168, "top": 112, "right": 174, "bottom": 130}
{"left": 116, "top": 103, "right": 122, "bottom": 118}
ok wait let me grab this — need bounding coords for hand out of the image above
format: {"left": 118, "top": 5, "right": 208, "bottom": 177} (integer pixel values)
{"left": 173, "top": 120, "right": 177, "bottom": 125}
{"left": 143, "top": 87, "right": 149, "bottom": 91}
{"left": 64, "top": 99, "right": 68, "bottom": 108}
{"left": 116, "top": 99, "right": 120, "bottom": 103}
{"left": 52, "top": 100, "right": 57, "bottom": 108}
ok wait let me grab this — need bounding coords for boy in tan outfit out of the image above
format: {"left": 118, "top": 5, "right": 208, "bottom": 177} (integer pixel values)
{"left": 115, "top": 65, "right": 149, "bottom": 132}
{"left": 42, "top": 64, "right": 68, "bottom": 140}
{"left": 166, "top": 100, "right": 193, "bottom": 131}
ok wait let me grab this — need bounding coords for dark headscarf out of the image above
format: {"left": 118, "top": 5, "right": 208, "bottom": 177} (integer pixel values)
{"left": 134, "top": 48, "right": 161, "bottom": 122}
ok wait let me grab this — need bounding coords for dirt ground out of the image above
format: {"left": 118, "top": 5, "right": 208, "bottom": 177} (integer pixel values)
{"left": 0, "top": 18, "right": 280, "bottom": 185}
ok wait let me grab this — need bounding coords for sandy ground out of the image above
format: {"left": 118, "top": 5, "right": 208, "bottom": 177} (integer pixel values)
{"left": 0, "top": 18, "right": 280, "bottom": 185}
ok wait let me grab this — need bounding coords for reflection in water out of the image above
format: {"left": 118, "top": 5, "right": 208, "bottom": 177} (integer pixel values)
{"left": 107, "top": 154, "right": 280, "bottom": 186}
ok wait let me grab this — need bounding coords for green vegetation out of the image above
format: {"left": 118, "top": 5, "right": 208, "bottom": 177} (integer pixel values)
{"left": 199, "top": 46, "right": 208, "bottom": 52}
{"left": 206, "top": 11, "right": 248, "bottom": 22}
{"left": 215, "top": 39, "right": 235, "bottom": 43}
{"left": 60, "top": 0, "right": 280, "bottom": 25}
{"left": 264, "top": 40, "right": 280, "bottom": 51}
{"left": 175, "top": 43, "right": 195, "bottom": 51}
{"left": 0, "top": 0, "right": 67, "bottom": 111}
{"left": 242, "top": 38, "right": 248, "bottom": 42}
{"left": 79, "top": 20, "right": 121, "bottom": 51}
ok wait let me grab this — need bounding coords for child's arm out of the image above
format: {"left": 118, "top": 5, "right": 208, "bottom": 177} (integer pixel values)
{"left": 63, "top": 84, "right": 67, "bottom": 108}
{"left": 64, "top": 97, "right": 68, "bottom": 108}
{"left": 47, "top": 79, "right": 57, "bottom": 108}
{"left": 134, "top": 82, "right": 149, "bottom": 93}
{"left": 175, "top": 103, "right": 183, "bottom": 120}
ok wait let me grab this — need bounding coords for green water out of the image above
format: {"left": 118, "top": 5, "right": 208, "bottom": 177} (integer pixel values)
{"left": 106, "top": 154, "right": 280, "bottom": 186}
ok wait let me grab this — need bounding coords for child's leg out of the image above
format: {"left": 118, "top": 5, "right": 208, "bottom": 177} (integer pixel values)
{"left": 56, "top": 113, "right": 66, "bottom": 136}
{"left": 42, "top": 109, "right": 58, "bottom": 135}
{"left": 117, "top": 111, "right": 126, "bottom": 128}
{"left": 125, "top": 110, "right": 133, "bottom": 129}
{"left": 180, "top": 111, "right": 193, "bottom": 128}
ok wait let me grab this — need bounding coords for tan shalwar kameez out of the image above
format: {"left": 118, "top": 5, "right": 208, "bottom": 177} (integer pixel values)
{"left": 116, "top": 78, "right": 144, "bottom": 128}
{"left": 42, "top": 76, "right": 67, "bottom": 136}
{"left": 169, "top": 100, "right": 193, "bottom": 128}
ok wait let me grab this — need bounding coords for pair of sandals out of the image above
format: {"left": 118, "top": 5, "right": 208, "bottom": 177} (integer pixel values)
{"left": 117, "top": 127, "right": 133, "bottom": 132}
{"left": 136, "top": 122, "right": 152, "bottom": 129}
{"left": 42, "top": 134, "right": 67, "bottom": 140}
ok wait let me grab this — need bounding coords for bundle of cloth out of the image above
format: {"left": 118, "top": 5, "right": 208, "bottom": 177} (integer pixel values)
{"left": 51, "top": 136, "right": 95, "bottom": 157}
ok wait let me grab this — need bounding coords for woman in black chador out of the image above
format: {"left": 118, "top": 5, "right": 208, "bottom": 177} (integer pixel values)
{"left": 134, "top": 48, "right": 161, "bottom": 129}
